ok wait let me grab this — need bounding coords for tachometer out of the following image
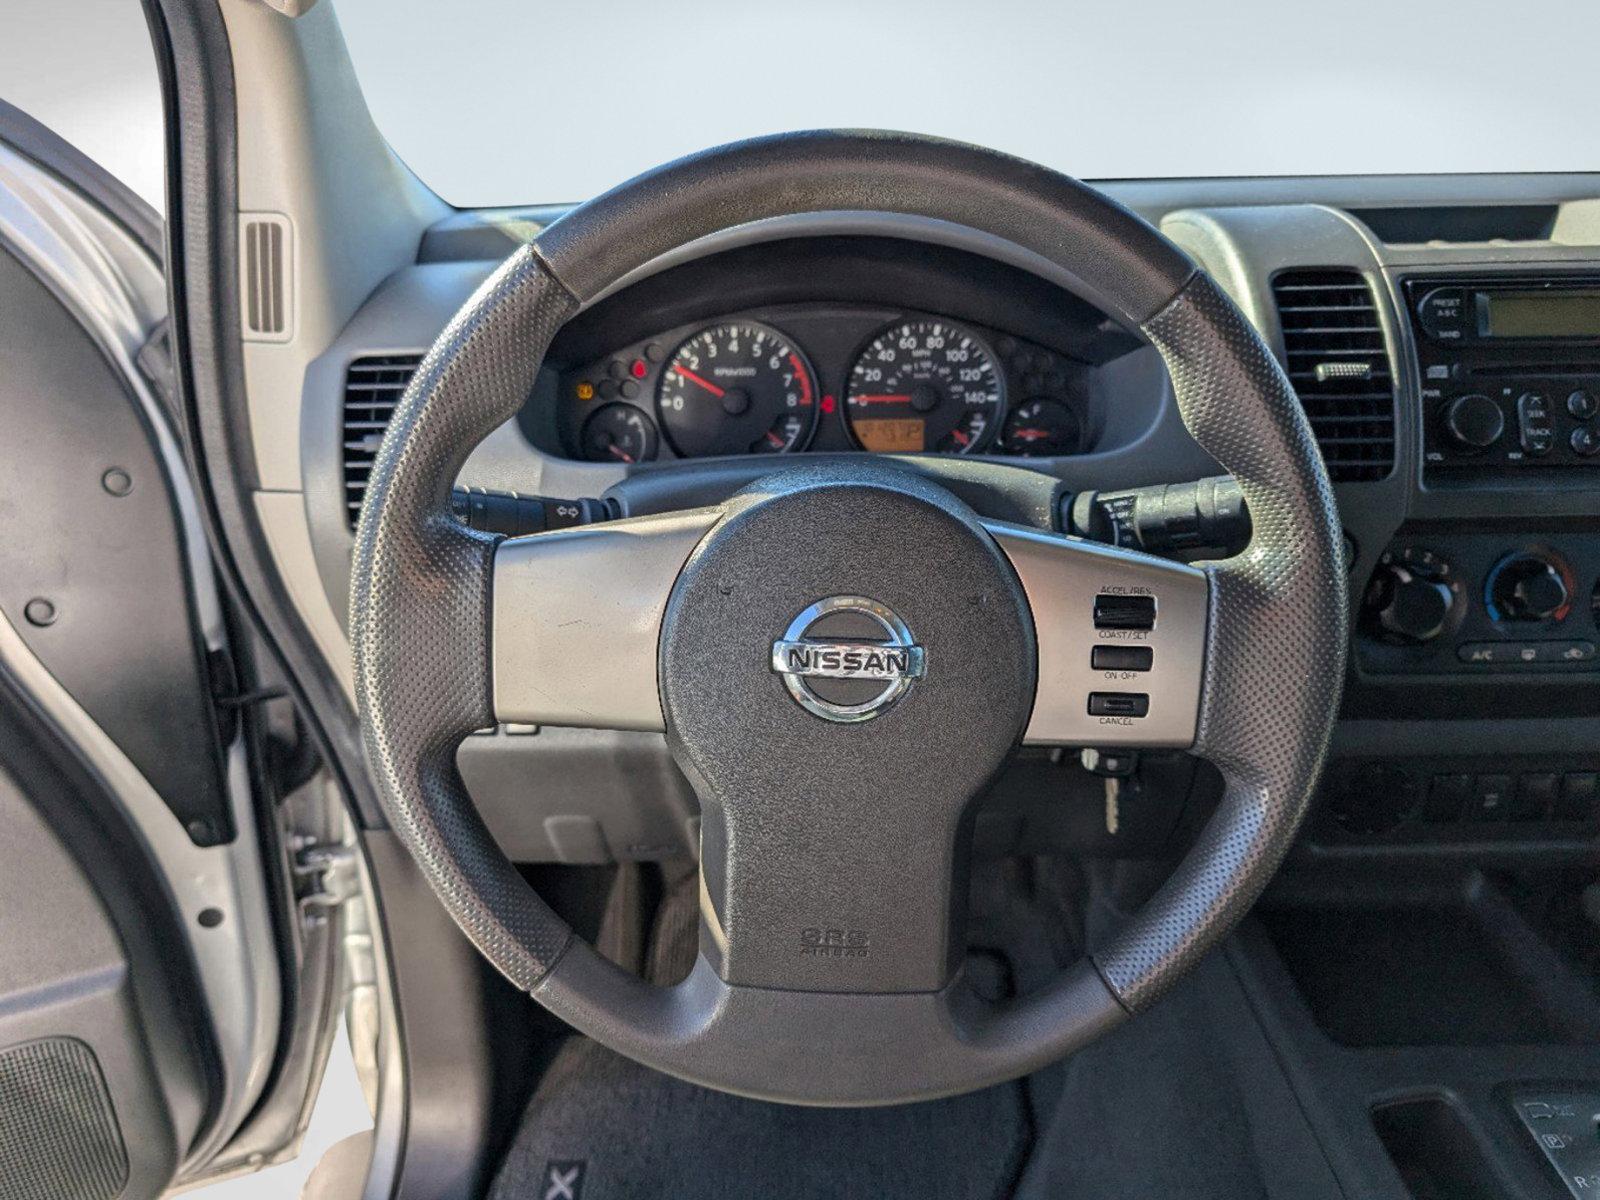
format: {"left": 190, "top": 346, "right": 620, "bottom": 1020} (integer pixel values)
{"left": 845, "top": 319, "right": 1004, "bottom": 454}
{"left": 656, "top": 322, "right": 818, "bottom": 457}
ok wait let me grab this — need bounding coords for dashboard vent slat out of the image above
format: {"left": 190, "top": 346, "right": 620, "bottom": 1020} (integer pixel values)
{"left": 1270, "top": 269, "right": 1396, "bottom": 483}
{"left": 342, "top": 353, "right": 424, "bottom": 527}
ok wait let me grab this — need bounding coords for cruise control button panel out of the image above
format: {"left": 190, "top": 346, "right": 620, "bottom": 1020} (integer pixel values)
{"left": 988, "top": 527, "right": 1207, "bottom": 749}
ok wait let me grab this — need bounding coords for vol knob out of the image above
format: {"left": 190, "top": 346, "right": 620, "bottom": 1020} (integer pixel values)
{"left": 1492, "top": 556, "right": 1569, "bottom": 622}
{"left": 1369, "top": 564, "right": 1455, "bottom": 644}
{"left": 1445, "top": 394, "right": 1505, "bottom": 450}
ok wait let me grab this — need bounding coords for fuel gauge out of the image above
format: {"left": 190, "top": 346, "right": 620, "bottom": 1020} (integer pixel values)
{"left": 580, "top": 403, "right": 658, "bottom": 464}
{"left": 1000, "top": 398, "right": 1081, "bottom": 456}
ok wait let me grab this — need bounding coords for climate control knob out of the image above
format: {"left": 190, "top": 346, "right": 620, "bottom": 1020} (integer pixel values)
{"left": 1368, "top": 563, "right": 1456, "bottom": 644}
{"left": 1489, "top": 554, "right": 1571, "bottom": 622}
{"left": 1445, "top": 394, "right": 1505, "bottom": 450}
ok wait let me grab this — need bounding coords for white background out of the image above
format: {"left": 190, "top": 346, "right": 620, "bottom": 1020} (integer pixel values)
{"left": 7, "top": 0, "right": 1598, "bottom": 213}
{"left": 334, "top": 0, "right": 1600, "bottom": 205}
{"left": 2, "top": 0, "right": 166, "bottom": 208}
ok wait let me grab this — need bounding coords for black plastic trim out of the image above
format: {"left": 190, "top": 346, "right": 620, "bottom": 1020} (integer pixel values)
{"left": 0, "top": 659, "right": 221, "bottom": 1166}
{"left": 141, "top": 0, "right": 383, "bottom": 827}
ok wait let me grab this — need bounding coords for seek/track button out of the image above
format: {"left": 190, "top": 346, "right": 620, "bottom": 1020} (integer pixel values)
{"left": 1088, "top": 692, "right": 1150, "bottom": 718}
{"left": 1092, "top": 645, "right": 1154, "bottom": 672}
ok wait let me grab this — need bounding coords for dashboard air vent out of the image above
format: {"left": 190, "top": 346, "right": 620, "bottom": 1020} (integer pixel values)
{"left": 342, "top": 354, "right": 423, "bottom": 527}
{"left": 1270, "top": 269, "right": 1396, "bottom": 482}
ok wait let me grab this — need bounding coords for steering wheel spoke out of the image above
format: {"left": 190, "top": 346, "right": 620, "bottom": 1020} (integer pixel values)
{"left": 491, "top": 508, "right": 722, "bottom": 732}
{"left": 988, "top": 523, "right": 1209, "bottom": 750}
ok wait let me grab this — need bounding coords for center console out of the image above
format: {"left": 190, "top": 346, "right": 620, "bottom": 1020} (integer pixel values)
{"left": 1335, "top": 270, "right": 1600, "bottom": 843}
{"left": 1353, "top": 273, "right": 1600, "bottom": 683}
{"left": 1104, "top": 190, "right": 1600, "bottom": 1200}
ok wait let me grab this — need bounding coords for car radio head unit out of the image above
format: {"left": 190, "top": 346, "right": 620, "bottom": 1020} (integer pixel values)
{"left": 1408, "top": 275, "right": 1600, "bottom": 472}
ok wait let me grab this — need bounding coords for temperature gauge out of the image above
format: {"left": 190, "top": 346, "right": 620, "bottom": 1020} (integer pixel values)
{"left": 1001, "top": 398, "right": 1082, "bottom": 456}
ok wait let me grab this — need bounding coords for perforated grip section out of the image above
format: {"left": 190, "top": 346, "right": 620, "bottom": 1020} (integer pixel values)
{"left": 1094, "top": 273, "right": 1347, "bottom": 1012}
{"left": 349, "top": 246, "right": 579, "bottom": 990}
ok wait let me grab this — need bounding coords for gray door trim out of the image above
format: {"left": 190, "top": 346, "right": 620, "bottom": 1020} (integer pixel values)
{"left": 0, "top": 137, "right": 282, "bottom": 1170}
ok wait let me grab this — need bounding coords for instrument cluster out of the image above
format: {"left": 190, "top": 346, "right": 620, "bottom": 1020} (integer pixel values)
{"left": 556, "top": 305, "right": 1092, "bottom": 463}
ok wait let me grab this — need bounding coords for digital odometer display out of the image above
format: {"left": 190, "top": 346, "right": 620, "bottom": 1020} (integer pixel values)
{"left": 850, "top": 418, "right": 925, "bottom": 453}
{"left": 1484, "top": 290, "right": 1600, "bottom": 338}
{"left": 845, "top": 319, "right": 1004, "bottom": 454}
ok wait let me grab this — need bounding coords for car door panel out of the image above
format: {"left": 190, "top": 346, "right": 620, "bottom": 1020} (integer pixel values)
{"left": 0, "top": 103, "right": 291, "bottom": 1197}
{"left": 0, "top": 243, "right": 235, "bottom": 844}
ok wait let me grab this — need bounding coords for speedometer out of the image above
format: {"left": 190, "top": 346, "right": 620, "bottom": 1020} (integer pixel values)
{"left": 656, "top": 321, "right": 818, "bottom": 457}
{"left": 845, "top": 319, "right": 1005, "bottom": 454}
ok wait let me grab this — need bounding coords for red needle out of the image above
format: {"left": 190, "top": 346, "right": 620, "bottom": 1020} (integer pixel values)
{"left": 672, "top": 365, "right": 725, "bottom": 397}
{"left": 765, "top": 430, "right": 784, "bottom": 447}
{"left": 852, "top": 394, "right": 911, "bottom": 405}
{"left": 950, "top": 429, "right": 971, "bottom": 447}
{"left": 607, "top": 444, "right": 635, "bottom": 463}
{"left": 1012, "top": 428, "right": 1049, "bottom": 440}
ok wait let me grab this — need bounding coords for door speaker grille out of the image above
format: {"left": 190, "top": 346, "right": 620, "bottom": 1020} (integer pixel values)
{"left": 0, "top": 1038, "right": 128, "bottom": 1200}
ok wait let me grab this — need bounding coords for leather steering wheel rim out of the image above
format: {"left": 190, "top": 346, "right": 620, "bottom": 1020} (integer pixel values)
{"left": 349, "top": 130, "right": 1347, "bottom": 1106}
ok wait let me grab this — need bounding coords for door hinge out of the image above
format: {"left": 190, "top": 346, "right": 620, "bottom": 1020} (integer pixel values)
{"left": 291, "top": 837, "right": 358, "bottom": 924}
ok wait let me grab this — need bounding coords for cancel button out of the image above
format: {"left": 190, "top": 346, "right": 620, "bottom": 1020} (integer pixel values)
{"left": 1087, "top": 692, "right": 1150, "bottom": 718}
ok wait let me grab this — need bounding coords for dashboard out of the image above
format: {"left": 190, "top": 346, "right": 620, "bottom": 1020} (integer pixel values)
{"left": 299, "top": 178, "right": 1600, "bottom": 866}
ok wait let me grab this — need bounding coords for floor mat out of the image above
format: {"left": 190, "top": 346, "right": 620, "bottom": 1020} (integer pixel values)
{"left": 491, "top": 863, "right": 1043, "bottom": 1200}
{"left": 490, "top": 1037, "right": 1030, "bottom": 1200}
{"left": 1014, "top": 953, "right": 1271, "bottom": 1200}
{"left": 489, "top": 862, "right": 1315, "bottom": 1200}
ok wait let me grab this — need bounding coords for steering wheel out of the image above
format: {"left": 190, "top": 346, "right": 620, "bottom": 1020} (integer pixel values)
{"left": 349, "top": 131, "right": 1346, "bottom": 1105}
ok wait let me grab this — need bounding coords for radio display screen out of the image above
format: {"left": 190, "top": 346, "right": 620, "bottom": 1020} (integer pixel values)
{"left": 1483, "top": 290, "right": 1600, "bottom": 338}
